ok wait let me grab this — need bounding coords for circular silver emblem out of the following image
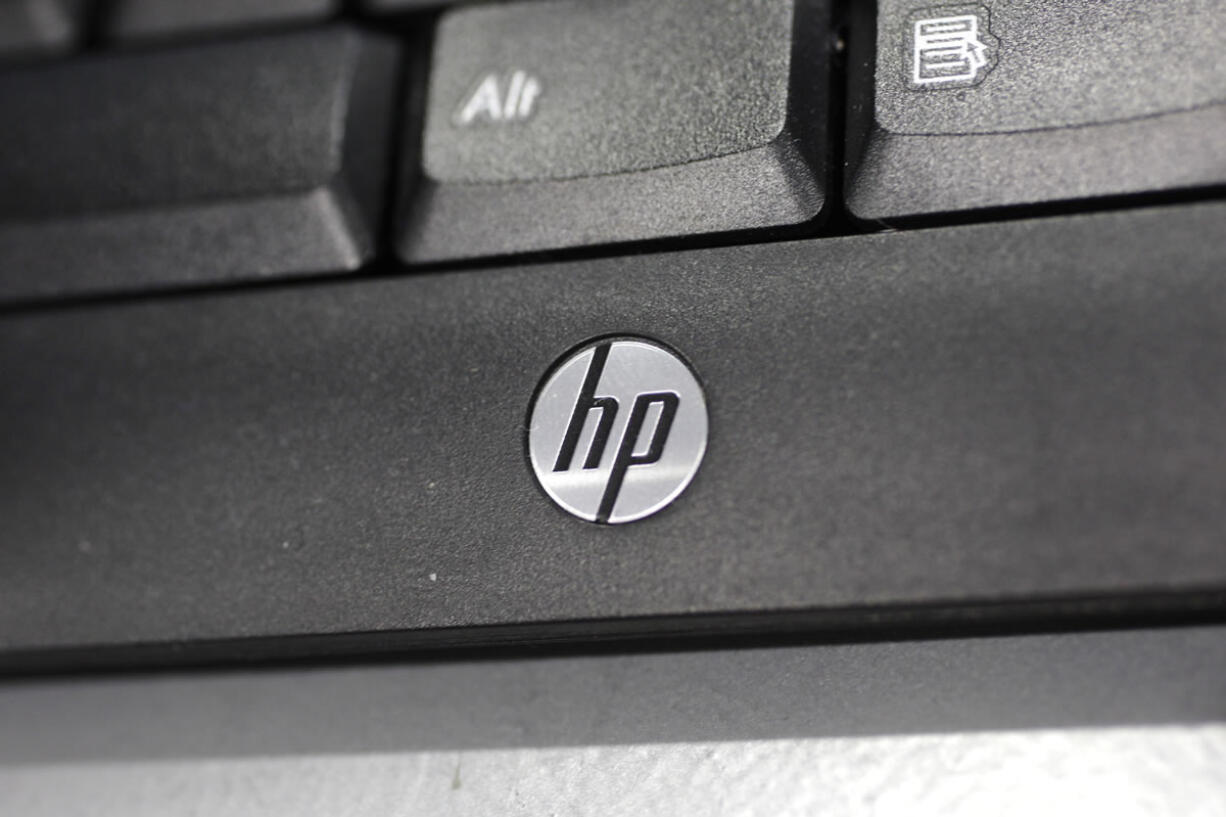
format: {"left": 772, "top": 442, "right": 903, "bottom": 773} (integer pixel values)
{"left": 528, "top": 337, "right": 708, "bottom": 524}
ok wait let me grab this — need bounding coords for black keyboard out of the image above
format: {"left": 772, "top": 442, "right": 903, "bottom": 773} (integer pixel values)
{"left": 1, "top": 0, "right": 1224, "bottom": 671}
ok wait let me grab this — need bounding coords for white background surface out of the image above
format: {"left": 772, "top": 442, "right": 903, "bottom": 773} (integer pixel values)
{"left": 5, "top": 726, "right": 1224, "bottom": 816}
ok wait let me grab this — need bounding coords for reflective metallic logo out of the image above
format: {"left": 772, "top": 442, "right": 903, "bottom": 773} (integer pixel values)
{"left": 528, "top": 337, "right": 708, "bottom": 524}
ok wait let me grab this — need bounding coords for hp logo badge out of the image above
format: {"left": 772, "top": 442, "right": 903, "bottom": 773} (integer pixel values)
{"left": 528, "top": 337, "right": 708, "bottom": 524}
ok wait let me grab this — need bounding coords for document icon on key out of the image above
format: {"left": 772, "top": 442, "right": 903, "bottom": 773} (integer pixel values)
{"left": 910, "top": 10, "right": 995, "bottom": 88}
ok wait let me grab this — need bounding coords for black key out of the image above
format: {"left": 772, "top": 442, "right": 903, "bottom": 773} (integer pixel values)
{"left": 106, "top": 0, "right": 339, "bottom": 43}
{"left": 3, "top": 202, "right": 1225, "bottom": 662}
{"left": 0, "top": 27, "right": 398, "bottom": 301}
{"left": 845, "top": 0, "right": 1226, "bottom": 221}
{"left": 398, "top": 0, "right": 831, "bottom": 262}
{"left": 0, "top": 0, "right": 83, "bottom": 60}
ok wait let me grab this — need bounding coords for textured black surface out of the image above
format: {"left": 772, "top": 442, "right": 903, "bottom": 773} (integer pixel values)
{"left": 362, "top": 0, "right": 452, "bottom": 12}
{"left": 0, "top": 0, "right": 82, "bottom": 59}
{"left": 0, "top": 26, "right": 398, "bottom": 301}
{"left": 3, "top": 628, "right": 1224, "bottom": 813}
{"left": 4, "top": 627, "right": 1224, "bottom": 760}
{"left": 2, "top": 203, "right": 1225, "bottom": 662}
{"left": 399, "top": 0, "right": 830, "bottom": 261}
{"left": 106, "top": 0, "right": 339, "bottom": 42}
{"left": 845, "top": 0, "right": 1226, "bottom": 221}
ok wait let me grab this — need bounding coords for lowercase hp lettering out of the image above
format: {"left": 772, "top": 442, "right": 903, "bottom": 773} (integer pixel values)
{"left": 528, "top": 338, "right": 708, "bottom": 524}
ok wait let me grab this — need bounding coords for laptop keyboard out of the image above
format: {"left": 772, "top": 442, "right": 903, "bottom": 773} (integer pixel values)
{"left": 0, "top": 26, "right": 395, "bottom": 297}
{"left": 0, "top": 0, "right": 1223, "bottom": 669}
{"left": 847, "top": 0, "right": 1226, "bottom": 220}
